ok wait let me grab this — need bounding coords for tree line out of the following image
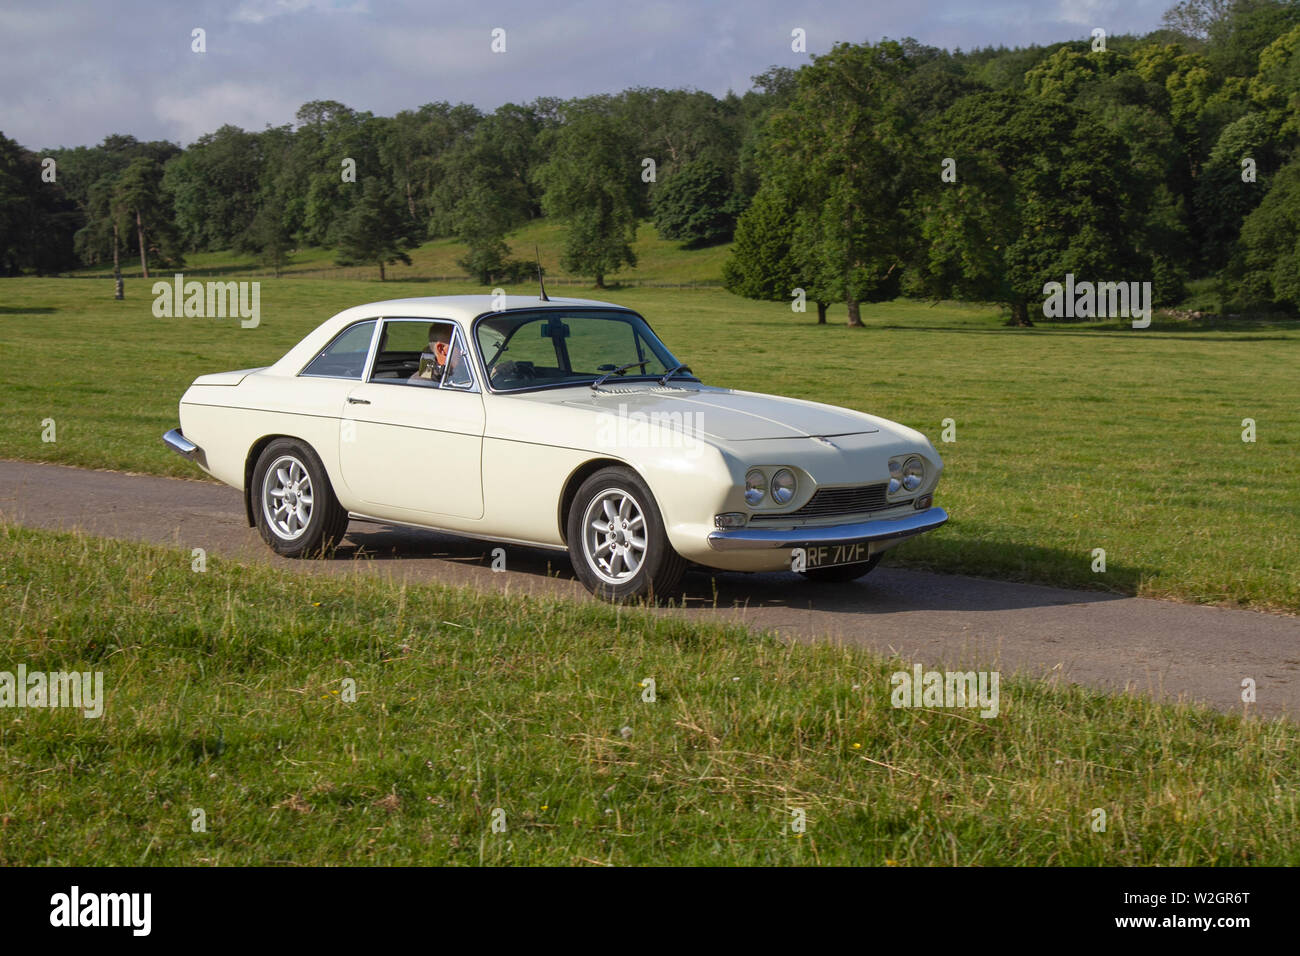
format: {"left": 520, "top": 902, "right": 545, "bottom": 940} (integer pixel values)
{"left": 0, "top": 84, "right": 773, "bottom": 286}
{"left": 3, "top": 0, "right": 1300, "bottom": 321}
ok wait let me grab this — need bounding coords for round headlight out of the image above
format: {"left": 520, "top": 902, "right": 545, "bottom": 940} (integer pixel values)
{"left": 771, "top": 468, "right": 796, "bottom": 505}
{"left": 902, "top": 456, "right": 925, "bottom": 492}
{"left": 744, "top": 469, "right": 766, "bottom": 506}
{"left": 888, "top": 459, "right": 903, "bottom": 495}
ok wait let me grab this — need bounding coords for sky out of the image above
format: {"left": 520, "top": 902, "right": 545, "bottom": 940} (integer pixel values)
{"left": 1, "top": 0, "right": 1174, "bottom": 149}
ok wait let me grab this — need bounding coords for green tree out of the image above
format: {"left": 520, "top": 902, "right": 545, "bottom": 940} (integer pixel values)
{"left": 1248, "top": 22, "right": 1300, "bottom": 136}
{"left": 732, "top": 68, "right": 800, "bottom": 205}
{"left": 534, "top": 108, "right": 639, "bottom": 287}
{"left": 164, "top": 125, "right": 264, "bottom": 251}
{"left": 287, "top": 101, "right": 381, "bottom": 248}
{"left": 1205, "top": 0, "right": 1300, "bottom": 77}
{"left": 651, "top": 158, "right": 736, "bottom": 247}
{"left": 763, "top": 41, "right": 921, "bottom": 326}
{"left": 907, "top": 92, "right": 1150, "bottom": 324}
{"left": 75, "top": 173, "right": 130, "bottom": 289}
{"left": 334, "top": 177, "right": 417, "bottom": 280}
{"left": 23, "top": 163, "right": 80, "bottom": 275}
{"left": 1025, "top": 46, "right": 1131, "bottom": 103}
{"left": 1023, "top": 45, "right": 1194, "bottom": 297}
{"left": 446, "top": 177, "right": 519, "bottom": 283}
{"left": 1161, "top": 0, "right": 1234, "bottom": 41}
{"left": 431, "top": 104, "right": 542, "bottom": 284}
{"left": 0, "top": 132, "right": 38, "bottom": 275}
{"left": 378, "top": 101, "right": 482, "bottom": 235}
{"left": 1224, "top": 157, "right": 1300, "bottom": 307}
{"left": 723, "top": 183, "right": 831, "bottom": 322}
{"left": 1197, "top": 112, "right": 1283, "bottom": 268}
{"left": 112, "top": 156, "right": 181, "bottom": 278}
{"left": 53, "top": 134, "right": 177, "bottom": 272}
{"left": 237, "top": 189, "right": 294, "bottom": 277}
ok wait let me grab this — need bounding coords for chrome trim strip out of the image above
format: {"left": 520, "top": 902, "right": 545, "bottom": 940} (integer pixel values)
{"left": 442, "top": 324, "right": 480, "bottom": 393}
{"left": 359, "top": 317, "right": 384, "bottom": 383}
{"left": 706, "top": 507, "right": 949, "bottom": 552}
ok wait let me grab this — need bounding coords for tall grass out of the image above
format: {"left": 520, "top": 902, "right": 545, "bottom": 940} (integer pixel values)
{"left": 0, "top": 524, "right": 1295, "bottom": 865}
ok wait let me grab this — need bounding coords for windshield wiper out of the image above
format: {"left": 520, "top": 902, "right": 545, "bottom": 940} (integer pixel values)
{"left": 591, "top": 359, "right": 650, "bottom": 390}
{"left": 658, "top": 363, "right": 693, "bottom": 387}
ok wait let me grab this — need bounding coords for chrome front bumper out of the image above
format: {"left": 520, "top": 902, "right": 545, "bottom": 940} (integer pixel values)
{"left": 706, "top": 506, "right": 949, "bottom": 552}
{"left": 162, "top": 427, "right": 204, "bottom": 464}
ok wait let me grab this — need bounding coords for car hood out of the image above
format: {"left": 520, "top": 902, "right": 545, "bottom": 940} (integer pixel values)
{"left": 557, "top": 385, "right": 880, "bottom": 442}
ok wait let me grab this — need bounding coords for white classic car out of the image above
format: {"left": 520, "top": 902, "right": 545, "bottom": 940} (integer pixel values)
{"left": 165, "top": 294, "right": 948, "bottom": 600}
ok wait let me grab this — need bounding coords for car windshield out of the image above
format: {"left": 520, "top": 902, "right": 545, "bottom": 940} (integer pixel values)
{"left": 475, "top": 309, "right": 687, "bottom": 392}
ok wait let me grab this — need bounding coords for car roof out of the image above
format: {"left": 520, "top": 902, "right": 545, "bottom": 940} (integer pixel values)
{"left": 266, "top": 294, "right": 632, "bottom": 376}
{"left": 332, "top": 294, "right": 622, "bottom": 324}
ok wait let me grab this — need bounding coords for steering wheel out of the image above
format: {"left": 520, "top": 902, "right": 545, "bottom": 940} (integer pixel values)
{"left": 495, "top": 360, "right": 536, "bottom": 383}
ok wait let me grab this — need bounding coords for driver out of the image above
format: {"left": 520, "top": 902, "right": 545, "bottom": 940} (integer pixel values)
{"left": 409, "top": 324, "right": 454, "bottom": 386}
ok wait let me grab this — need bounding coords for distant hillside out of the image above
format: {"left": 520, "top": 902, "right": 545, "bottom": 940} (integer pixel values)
{"left": 70, "top": 218, "right": 732, "bottom": 286}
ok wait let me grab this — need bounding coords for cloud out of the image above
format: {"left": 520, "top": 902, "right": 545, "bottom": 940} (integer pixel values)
{"left": 1, "top": 0, "right": 1174, "bottom": 148}
{"left": 232, "top": 0, "right": 368, "bottom": 25}
{"left": 154, "top": 81, "right": 303, "bottom": 144}
{"left": 1054, "top": 0, "right": 1121, "bottom": 29}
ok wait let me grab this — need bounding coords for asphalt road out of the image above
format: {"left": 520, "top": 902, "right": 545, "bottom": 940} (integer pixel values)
{"left": 2, "top": 459, "right": 1297, "bottom": 718}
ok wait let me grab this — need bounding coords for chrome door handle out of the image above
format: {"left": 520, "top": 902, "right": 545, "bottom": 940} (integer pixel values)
{"left": 347, "top": 397, "right": 370, "bottom": 405}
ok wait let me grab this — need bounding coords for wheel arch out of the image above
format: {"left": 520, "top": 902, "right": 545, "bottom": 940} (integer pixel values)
{"left": 557, "top": 457, "right": 638, "bottom": 546}
{"left": 243, "top": 434, "right": 315, "bottom": 527}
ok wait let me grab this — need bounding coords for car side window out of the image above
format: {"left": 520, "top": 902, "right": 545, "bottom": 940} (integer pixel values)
{"left": 369, "top": 318, "right": 474, "bottom": 390}
{"left": 299, "top": 320, "right": 376, "bottom": 379}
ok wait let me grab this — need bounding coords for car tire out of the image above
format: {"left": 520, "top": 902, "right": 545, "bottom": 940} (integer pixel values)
{"left": 798, "top": 554, "right": 883, "bottom": 583}
{"left": 567, "top": 466, "right": 686, "bottom": 603}
{"left": 252, "top": 438, "right": 349, "bottom": 557}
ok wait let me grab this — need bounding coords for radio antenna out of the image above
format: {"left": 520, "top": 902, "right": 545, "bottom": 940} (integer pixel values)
{"left": 535, "top": 244, "right": 550, "bottom": 302}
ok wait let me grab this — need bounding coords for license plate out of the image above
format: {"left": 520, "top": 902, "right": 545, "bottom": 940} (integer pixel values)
{"left": 799, "top": 541, "right": 869, "bottom": 568}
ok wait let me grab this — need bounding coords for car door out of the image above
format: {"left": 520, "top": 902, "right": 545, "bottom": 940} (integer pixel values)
{"left": 338, "top": 317, "right": 485, "bottom": 520}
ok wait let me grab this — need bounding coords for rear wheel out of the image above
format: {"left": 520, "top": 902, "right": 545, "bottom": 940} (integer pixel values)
{"left": 798, "top": 554, "right": 883, "bottom": 583}
{"left": 252, "top": 438, "right": 349, "bottom": 557}
{"left": 567, "top": 466, "right": 686, "bottom": 603}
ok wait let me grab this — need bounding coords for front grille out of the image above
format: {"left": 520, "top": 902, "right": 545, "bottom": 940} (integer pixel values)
{"left": 750, "top": 482, "right": 901, "bottom": 522}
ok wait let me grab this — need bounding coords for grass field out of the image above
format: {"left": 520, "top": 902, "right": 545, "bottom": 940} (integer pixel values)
{"left": 2, "top": 273, "right": 1296, "bottom": 612}
{"left": 1, "top": 523, "right": 1295, "bottom": 866}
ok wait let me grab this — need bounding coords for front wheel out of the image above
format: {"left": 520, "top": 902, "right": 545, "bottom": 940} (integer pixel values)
{"left": 798, "top": 553, "right": 882, "bottom": 583}
{"left": 567, "top": 466, "right": 686, "bottom": 603}
{"left": 252, "top": 438, "right": 349, "bottom": 557}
